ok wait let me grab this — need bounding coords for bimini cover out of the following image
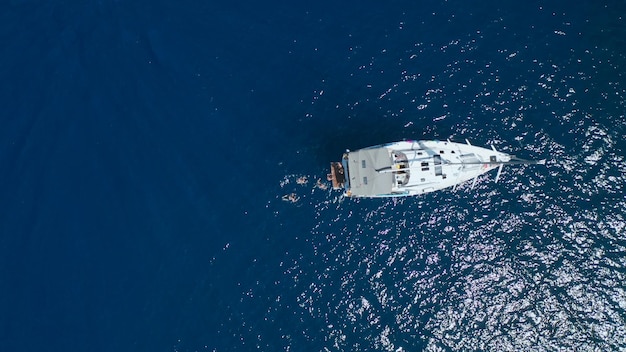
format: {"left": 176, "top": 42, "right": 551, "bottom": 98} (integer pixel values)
{"left": 347, "top": 147, "right": 393, "bottom": 196}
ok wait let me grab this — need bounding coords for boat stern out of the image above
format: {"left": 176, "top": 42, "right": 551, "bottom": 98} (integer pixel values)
{"left": 328, "top": 153, "right": 349, "bottom": 190}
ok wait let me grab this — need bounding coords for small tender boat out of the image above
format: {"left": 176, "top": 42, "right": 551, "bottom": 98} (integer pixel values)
{"left": 328, "top": 140, "right": 544, "bottom": 198}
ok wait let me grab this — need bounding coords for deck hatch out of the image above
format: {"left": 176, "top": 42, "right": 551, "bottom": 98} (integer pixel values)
{"left": 434, "top": 155, "right": 443, "bottom": 176}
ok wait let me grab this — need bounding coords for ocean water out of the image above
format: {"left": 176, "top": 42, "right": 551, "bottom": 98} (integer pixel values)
{"left": 1, "top": 1, "right": 625, "bottom": 351}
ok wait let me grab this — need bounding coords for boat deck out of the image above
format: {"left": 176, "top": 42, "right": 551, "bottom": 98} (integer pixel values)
{"left": 329, "top": 140, "right": 524, "bottom": 197}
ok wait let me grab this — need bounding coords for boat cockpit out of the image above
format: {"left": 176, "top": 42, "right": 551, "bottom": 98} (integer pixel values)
{"left": 392, "top": 151, "right": 410, "bottom": 186}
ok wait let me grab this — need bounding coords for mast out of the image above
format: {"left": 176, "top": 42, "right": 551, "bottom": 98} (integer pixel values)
{"left": 442, "top": 157, "right": 546, "bottom": 166}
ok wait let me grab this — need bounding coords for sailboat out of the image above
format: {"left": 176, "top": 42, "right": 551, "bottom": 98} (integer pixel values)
{"left": 328, "top": 139, "right": 544, "bottom": 198}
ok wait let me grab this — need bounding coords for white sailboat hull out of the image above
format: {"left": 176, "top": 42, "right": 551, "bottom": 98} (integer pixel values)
{"left": 328, "top": 140, "right": 541, "bottom": 198}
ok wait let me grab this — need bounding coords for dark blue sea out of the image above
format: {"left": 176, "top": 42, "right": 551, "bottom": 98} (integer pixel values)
{"left": 2, "top": 1, "right": 626, "bottom": 351}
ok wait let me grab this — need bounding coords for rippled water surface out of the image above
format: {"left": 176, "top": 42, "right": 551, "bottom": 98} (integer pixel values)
{"left": 1, "top": 1, "right": 625, "bottom": 351}
{"left": 258, "top": 2, "right": 626, "bottom": 351}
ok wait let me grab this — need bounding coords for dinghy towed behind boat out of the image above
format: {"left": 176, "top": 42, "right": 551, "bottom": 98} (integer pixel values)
{"left": 327, "top": 140, "right": 545, "bottom": 198}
